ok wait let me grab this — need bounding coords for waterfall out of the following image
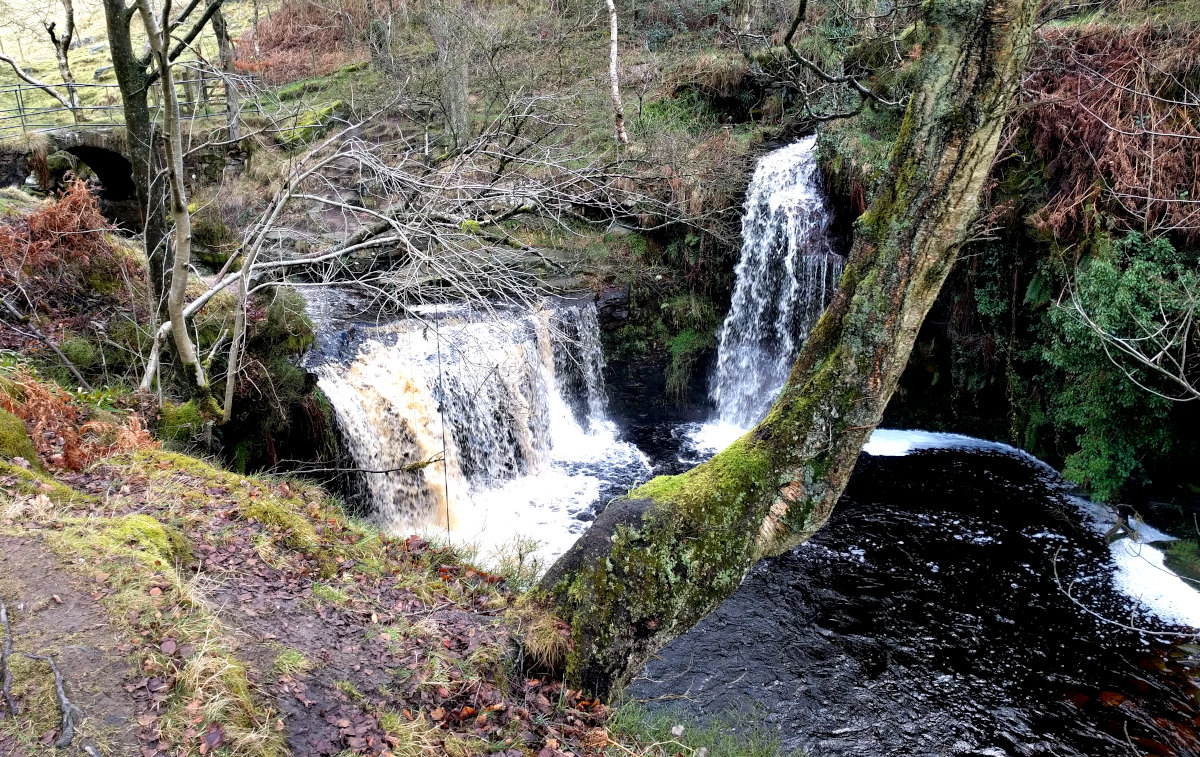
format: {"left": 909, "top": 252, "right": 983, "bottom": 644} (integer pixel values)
{"left": 710, "top": 136, "right": 844, "bottom": 428}
{"left": 309, "top": 300, "right": 648, "bottom": 562}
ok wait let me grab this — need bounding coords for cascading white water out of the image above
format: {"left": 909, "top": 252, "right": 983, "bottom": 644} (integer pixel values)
{"left": 710, "top": 136, "right": 844, "bottom": 429}
{"left": 310, "top": 301, "right": 648, "bottom": 563}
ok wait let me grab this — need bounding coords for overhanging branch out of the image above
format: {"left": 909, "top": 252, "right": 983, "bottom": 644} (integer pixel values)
{"left": 783, "top": 0, "right": 907, "bottom": 112}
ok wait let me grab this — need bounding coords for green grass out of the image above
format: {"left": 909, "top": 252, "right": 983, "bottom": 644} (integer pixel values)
{"left": 606, "top": 701, "right": 807, "bottom": 757}
{"left": 311, "top": 582, "right": 351, "bottom": 605}
{"left": 273, "top": 647, "right": 315, "bottom": 676}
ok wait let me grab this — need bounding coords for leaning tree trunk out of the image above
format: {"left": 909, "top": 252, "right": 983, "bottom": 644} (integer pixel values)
{"left": 101, "top": 0, "right": 170, "bottom": 314}
{"left": 540, "top": 0, "right": 1038, "bottom": 697}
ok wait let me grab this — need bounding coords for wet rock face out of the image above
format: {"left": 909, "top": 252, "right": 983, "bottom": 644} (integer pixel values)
{"left": 630, "top": 448, "right": 1200, "bottom": 757}
{"left": 594, "top": 284, "right": 629, "bottom": 329}
{"left": 0, "top": 151, "right": 29, "bottom": 189}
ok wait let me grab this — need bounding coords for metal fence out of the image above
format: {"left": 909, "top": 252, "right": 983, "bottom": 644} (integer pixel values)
{"left": 0, "top": 72, "right": 252, "bottom": 139}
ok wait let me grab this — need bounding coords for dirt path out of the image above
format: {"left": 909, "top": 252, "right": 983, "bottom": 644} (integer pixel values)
{"left": 0, "top": 534, "right": 141, "bottom": 756}
{"left": 0, "top": 450, "right": 612, "bottom": 757}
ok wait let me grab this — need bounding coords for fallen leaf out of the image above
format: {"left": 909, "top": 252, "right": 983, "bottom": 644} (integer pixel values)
{"left": 203, "top": 722, "right": 225, "bottom": 749}
{"left": 430, "top": 707, "right": 446, "bottom": 721}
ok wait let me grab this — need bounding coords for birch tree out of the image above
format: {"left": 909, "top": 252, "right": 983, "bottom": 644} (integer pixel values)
{"left": 604, "top": 0, "right": 628, "bottom": 144}
{"left": 136, "top": 0, "right": 208, "bottom": 395}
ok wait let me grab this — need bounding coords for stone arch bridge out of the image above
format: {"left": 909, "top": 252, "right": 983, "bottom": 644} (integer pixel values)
{"left": 0, "top": 127, "right": 137, "bottom": 201}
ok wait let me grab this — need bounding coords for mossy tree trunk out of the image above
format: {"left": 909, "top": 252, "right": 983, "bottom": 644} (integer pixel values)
{"left": 541, "top": 0, "right": 1038, "bottom": 698}
{"left": 101, "top": 0, "right": 226, "bottom": 320}
{"left": 211, "top": 7, "right": 241, "bottom": 142}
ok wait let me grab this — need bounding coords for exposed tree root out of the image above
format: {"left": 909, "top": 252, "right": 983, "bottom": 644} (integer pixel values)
{"left": 21, "top": 653, "right": 85, "bottom": 749}
{"left": 0, "top": 600, "right": 15, "bottom": 717}
{"left": 0, "top": 599, "right": 87, "bottom": 746}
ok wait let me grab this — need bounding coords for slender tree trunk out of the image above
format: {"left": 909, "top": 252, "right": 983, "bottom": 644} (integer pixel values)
{"left": 221, "top": 276, "right": 247, "bottom": 423}
{"left": 211, "top": 7, "right": 240, "bottom": 140}
{"left": 101, "top": 0, "right": 170, "bottom": 314}
{"left": 605, "top": 0, "right": 628, "bottom": 144}
{"left": 426, "top": 0, "right": 470, "bottom": 147}
{"left": 45, "top": 0, "right": 79, "bottom": 118}
{"left": 138, "top": 0, "right": 207, "bottom": 394}
{"left": 541, "top": 0, "right": 1038, "bottom": 697}
{"left": 251, "top": 0, "right": 261, "bottom": 62}
{"left": 731, "top": 0, "right": 753, "bottom": 37}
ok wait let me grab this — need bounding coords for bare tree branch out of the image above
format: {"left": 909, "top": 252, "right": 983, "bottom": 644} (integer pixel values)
{"left": 0, "top": 52, "right": 72, "bottom": 109}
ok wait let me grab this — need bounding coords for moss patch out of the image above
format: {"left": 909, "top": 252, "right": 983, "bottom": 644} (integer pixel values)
{"left": 0, "top": 409, "right": 40, "bottom": 469}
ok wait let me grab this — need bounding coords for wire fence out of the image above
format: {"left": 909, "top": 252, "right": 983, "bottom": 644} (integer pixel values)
{"left": 0, "top": 72, "right": 259, "bottom": 139}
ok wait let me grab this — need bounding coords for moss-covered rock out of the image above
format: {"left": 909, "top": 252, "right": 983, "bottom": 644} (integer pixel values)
{"left": 252, "top": 286, "right": 315, "bottom": 357}
{"left": 157, "top": 398, "right": 220, "bottom": 446}
{"left": 0, "top": 409, "right": 40, "bottom": 469}
{"left": 276, "top": 101, "right": 343, "bottom": 149}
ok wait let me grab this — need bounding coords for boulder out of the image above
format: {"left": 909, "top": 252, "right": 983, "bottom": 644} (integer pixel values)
{"left": 595, "top": 283, "right": 629, "bottom": 329}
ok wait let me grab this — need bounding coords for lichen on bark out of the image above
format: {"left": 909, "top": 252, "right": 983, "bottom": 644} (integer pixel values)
{"left": 541, "top": 0, "right": 1039, "bottom": 698}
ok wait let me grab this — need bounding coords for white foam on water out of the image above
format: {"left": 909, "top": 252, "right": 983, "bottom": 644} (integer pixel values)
{"left": 1072, "top": 496, "right": 1200, "bottom": 629}
{"left": 863, "top": 428, "right": 1018, "bottom": 457}
{"left": 685, "top": 420, "right": 747, "bottom": 456}
{"left": 422, "top": 468, "right": 602, "bottom": 569}
{"left": 1108, "top": 540, "right": 1200, "bottom": 629}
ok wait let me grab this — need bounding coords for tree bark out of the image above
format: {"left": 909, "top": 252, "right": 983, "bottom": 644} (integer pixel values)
{"left": 541, "top": 0, "right": 1039, "bottom": 697}
{"left": 605, "top": 0, "right": 629, "bottom": 144}
{"left": 211, "top": 7, "right": 240, "bottom": 140}
{"left": 251, "top": 0, "right": 261, "bottom": 62}
{"left": 138, "top": 0, "right": 208, "bottom": 394}
{"left": 45, "top": 0, "right": 79, "bottom": 117}
{"left": 101, "top": 0, "right": 170, "bottom": 313}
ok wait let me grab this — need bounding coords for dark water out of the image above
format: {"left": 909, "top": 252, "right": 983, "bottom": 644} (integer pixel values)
{"left": 625, "top": 442, "right": 1200, "bottom": 757}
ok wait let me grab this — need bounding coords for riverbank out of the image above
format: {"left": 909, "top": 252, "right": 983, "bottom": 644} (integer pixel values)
{"left": 0, "top": 363, "right": 803, "bottom": 757}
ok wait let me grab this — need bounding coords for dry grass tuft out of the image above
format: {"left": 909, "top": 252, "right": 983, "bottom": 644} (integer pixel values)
{"left": 507, "top": 597, "right": 570, "bottom": 672}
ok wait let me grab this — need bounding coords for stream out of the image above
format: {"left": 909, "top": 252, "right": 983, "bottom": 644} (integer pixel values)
{"left": 304, "top": 136, "right": 1200, "bottom": 755}
{"left": 624, "top": 427, "right": 1200, "bottom": 756}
